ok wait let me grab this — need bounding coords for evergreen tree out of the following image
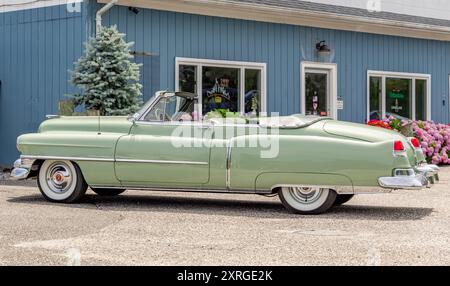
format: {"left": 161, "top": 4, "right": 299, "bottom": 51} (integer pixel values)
{"left": 69, "top": 26, "right": 142, "bottom": 116}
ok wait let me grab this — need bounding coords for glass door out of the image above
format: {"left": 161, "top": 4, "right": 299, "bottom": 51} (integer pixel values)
{"left": 305, "top": 69, "right": 331, "bottom": 117}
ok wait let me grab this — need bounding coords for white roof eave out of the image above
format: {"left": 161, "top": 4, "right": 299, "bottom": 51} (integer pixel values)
{"left": 98, "top": 0, "right": 450, "bottom": 41}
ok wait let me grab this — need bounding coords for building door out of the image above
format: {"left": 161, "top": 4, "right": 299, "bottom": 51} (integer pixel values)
{"left": 301, "top": 62, "right": 337, "bottom": 119}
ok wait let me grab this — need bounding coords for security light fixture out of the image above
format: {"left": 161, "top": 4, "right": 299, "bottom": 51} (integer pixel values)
{"left": 128, "top": 7, "right": 140, "bottom": 14}
{"left": 316, "top": 40, "right": 331, "bottom": 56}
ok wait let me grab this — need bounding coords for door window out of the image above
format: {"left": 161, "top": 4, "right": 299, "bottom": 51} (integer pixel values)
{"left": 305, "top": 71, "right": 329, "bottom": 117}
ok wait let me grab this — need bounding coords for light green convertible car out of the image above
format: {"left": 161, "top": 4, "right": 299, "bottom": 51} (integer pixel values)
{"left": 12, "top": 91, "right": 439, "bottom": 214}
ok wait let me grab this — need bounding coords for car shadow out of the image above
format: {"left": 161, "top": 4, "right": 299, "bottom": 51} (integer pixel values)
{"left": 7, "top": 192, "right": 434, "bottom": 221}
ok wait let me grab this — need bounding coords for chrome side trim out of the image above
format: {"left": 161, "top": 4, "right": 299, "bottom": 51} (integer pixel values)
{"left": 270, "top": 184, "right": 396, "bottom": 195}
{"left": 21, "top": 155, "right": 114, "bottom": 162}
{"left": 226, "top": 140, "right": 233, "bottom": 190}
{"left": 21, "top": 155, "right": 208, "bottom": 166}
{"left": 45, "top": 114, "right": 60, "bottom": 119}
{"left": 90, "top": 184, "right": 395, "bottom": 195}
{"left": 89, "top": 185, "right": 264, "bottom": 194}
{"left": 115, "top": 159, "right": 208, "bottom": 165}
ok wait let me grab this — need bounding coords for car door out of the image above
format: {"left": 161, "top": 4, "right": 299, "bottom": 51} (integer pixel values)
{"left": 115, "top": 95, "right": 213, "bottom": 186}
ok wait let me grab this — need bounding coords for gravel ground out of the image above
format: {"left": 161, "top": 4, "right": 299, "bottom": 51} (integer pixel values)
{"left": 0, "top": 168, "right": 450, "bottom": 266}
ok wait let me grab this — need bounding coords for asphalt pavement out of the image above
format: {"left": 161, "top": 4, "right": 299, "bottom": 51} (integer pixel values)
{"left": 0, "top": 168, "right": 449, "bottom": 265}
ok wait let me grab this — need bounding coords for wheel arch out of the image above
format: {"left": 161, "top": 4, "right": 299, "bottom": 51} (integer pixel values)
{"left": 254, "top": 172, "right": 354, "bottom": 194}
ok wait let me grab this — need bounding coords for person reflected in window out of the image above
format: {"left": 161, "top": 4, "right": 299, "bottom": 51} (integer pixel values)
{"left": 203, "top": 74, "right": 238, "bottom": 114}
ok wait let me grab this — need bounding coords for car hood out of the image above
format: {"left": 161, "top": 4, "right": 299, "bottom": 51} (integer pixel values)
{"left": 38, "top": 116, "right": 133, "bottom": 134}
{"left": 323, "top": 120, "right": 402, "bottom": 143}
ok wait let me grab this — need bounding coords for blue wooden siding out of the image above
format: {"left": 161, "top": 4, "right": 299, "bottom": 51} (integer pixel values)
{"left": 1, "top": 1, "right": 450, "bottom": 166}
{"left": 0, "top": 4, "right": 87, "bottom": 166}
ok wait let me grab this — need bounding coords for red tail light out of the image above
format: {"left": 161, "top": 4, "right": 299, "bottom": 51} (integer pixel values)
{"left": 410, "top": 137, "right": 421, "bottom": 149}
{"left": 394, "top": 140, "right": 405, "bottom": 152}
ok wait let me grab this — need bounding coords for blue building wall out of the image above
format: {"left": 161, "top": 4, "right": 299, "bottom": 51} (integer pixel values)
{"left": 96, "top": 4, "right": 450, "bottom": 122}
{"left": 0, "top": 3, "right": 88, "bottom": 166}
{"left": 1, "top": 1, "right": 450, "bottom": 166}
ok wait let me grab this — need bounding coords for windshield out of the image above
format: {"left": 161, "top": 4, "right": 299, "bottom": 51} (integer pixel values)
{"left": 140, "top": 93, "right": 198, "bottom": 122}
{"left": 133, "top": 94, "right": 159, "bottom": 119}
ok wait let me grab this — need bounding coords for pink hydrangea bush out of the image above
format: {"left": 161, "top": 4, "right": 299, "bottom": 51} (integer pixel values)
{"left": 378, "top": 116, "right": 450, "bottom": 165}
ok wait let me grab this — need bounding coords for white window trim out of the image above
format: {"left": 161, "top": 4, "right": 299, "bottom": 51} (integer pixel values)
{"left": 301, "top": 61, "right": 338, "bottom": 120}
{"left": 367, "top": 70, "right": 431, "bottom": 122}
{"left": 175, "top": 57, "right": 267, "bottom": 117}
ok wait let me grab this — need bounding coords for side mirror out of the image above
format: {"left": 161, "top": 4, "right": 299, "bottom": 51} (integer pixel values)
{"left": 127, "top": 114, "right": 138, "bottom": 125}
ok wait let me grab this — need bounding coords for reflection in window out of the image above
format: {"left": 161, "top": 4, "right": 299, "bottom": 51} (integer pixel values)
{"left": 415, "top": 79, "right": 427, "bottom": 121}
{"left": 367, "top": 73, "right": 429, "bottom": 121}
{"left": 202, "top": 67, "right": 240, "bottom": 114}
{"left": 179, "top": 65, "right": 197, "bottom": 93}
{"left": 177, "top": 59, "right": 265, "bottom": 117}
{"left": 305, "top": 73, "right": 328, "bottom": 116}
{"left": 369, "top": 77, "right": 382, "bottom": 120}
{"left": 245, "top": 69, "right": 261, "bottom": 115}
{"left": 386, "top": 78, "right": 412, "bottom": 120}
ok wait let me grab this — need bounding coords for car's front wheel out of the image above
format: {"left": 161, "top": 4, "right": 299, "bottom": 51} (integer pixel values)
{"left": 278, "top": 187, "right": 337, "bottom": 214}
{"left": 91, "top": 188, "right": 126, "bottom": 196}
{"left": 37, "top": 160, "right": 87, "bottom": 203}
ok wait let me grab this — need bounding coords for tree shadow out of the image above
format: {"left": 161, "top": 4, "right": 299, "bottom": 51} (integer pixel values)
{"left": 7, "top": 192, "right": 434, "bottom": 221}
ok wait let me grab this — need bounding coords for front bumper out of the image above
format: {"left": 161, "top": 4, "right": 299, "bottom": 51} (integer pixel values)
{"left": 10, "top": 158, "right": 36, "bottom": 181}
{"left": 378, "top": 164, "right": 440, "bottom": 190}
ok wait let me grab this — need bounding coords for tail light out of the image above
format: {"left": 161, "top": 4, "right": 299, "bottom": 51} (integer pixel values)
{"left": 410, "top": 137, "right": 421, "bottom": 149}
{"left": 394, "top": 140, "right": 405, "bottom": 152}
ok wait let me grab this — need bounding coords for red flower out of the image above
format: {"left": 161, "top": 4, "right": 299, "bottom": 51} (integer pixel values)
{"left": 368, "top": 120, "right": 392, "bottom": 130}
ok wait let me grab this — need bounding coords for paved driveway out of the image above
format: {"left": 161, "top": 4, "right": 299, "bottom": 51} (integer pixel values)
{"left": 0, "top": 168, "right": 449, "bottom": 265}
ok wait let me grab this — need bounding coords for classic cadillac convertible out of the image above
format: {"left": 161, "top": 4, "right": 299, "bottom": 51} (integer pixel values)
{"left": 12, "top": 91, "right": 439, "bottom": 214}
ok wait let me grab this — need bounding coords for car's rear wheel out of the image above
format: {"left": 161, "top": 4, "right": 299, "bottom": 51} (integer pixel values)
{"left": 37, "top": 160, "right": 87, "bottom": 203}
{"left": 91, "top": 188, "right": 126, "bottom": 196}
{"left": 278, "top": 187, "right": 337, "bottom": 214}
{"left": 334, "top": 194, "right": 354, "bottom": 206}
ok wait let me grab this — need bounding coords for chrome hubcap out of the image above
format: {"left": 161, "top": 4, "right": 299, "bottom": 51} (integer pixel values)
{"left": 288, "top": 187, "right": 323, "bottom": 204}
{"left": 45, "top": 162, "right": 72, "bottom": 194}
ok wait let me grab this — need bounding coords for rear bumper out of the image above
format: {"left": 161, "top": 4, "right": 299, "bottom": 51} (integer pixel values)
{"left": 378, "top": 164, "right": 440, "bottom": 190}
{"left": 416, "top": 164, "right": 440, "bottom": 182}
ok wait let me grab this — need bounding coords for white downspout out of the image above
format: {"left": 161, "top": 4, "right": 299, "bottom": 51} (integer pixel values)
{"left": 96, "top": 0, "right": 118, "bottom": 35}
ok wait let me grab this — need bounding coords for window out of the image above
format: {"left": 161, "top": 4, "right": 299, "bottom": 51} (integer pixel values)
{"left": 368, "top": 71, "right": 431, "bottom": 121}
{"left": 176, "top": 58, "right": 266, "bottom": 117}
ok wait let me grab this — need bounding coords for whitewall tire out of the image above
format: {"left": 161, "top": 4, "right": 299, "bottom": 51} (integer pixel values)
{"left": 37, "top": 160, "right": 88, "bottom": 203}
{"left": 278, "top": 187, "right": 337, "bottom": 214}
